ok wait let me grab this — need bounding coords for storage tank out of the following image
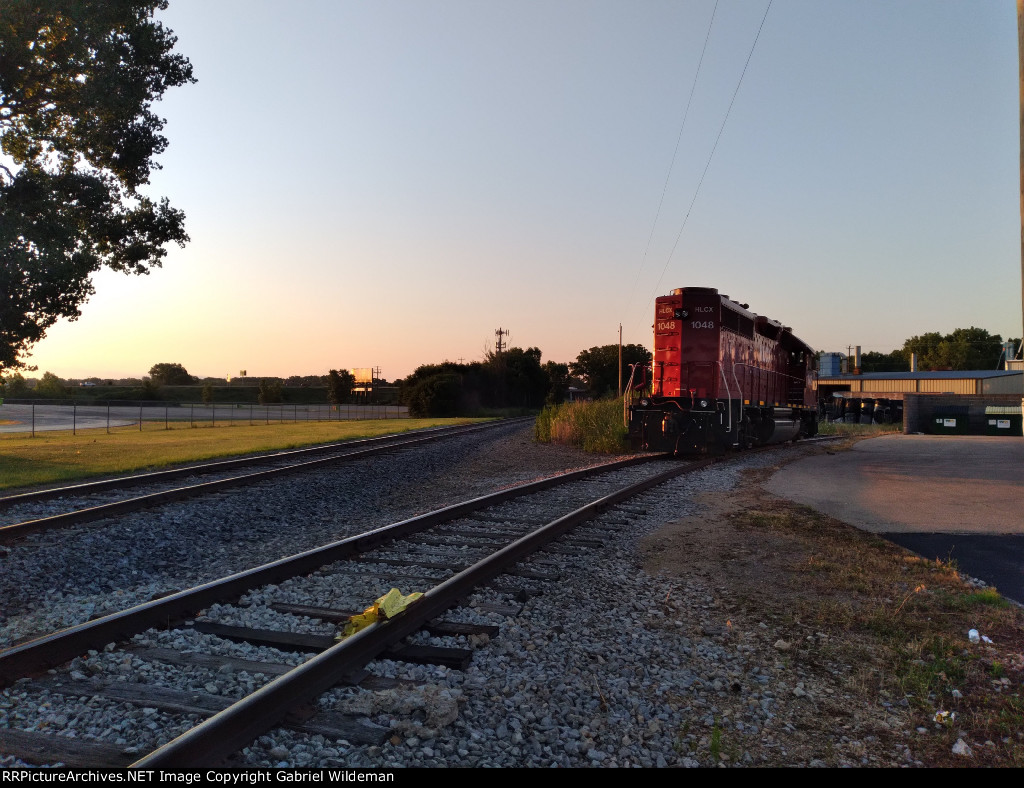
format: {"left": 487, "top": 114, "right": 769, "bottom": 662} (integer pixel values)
{"left": 819, "top": 353, "right": 844, "bottom": 377}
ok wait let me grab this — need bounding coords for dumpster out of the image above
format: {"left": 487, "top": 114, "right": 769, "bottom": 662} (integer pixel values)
{"left": 984, "top": 405, "right": 1022, "bottom": 436}
{"left": 931, "top": 406, "right": 969, "bottom": 435}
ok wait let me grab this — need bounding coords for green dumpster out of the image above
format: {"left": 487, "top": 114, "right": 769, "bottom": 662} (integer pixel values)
{"left": 931, "top": 406, "right": 970, "bottom": 435}
{"left": 984, "top": 406, "right": 1022, "bottom": 436}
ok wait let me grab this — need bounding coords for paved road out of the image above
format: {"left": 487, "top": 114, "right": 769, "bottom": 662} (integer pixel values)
{"left": 0, "top": 403, "right": 135, "bottom": 433}
{"left": 766, "top": 435, "right": 1024, "bottom": 604}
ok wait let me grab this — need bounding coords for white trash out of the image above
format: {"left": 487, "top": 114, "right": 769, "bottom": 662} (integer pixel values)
{"left": 968, "top": 629, "right": 980, "bottom": 643}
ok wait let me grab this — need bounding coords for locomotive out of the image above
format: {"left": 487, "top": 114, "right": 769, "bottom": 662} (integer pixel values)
{"left": 626, "top": 286, "right": 817, "bottom": 454}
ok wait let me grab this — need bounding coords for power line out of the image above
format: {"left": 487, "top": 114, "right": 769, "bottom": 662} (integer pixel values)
{"left": 623, "top": 0, "right": 719, "bottom": 321}
{"left": 645, "top": 0, "right": 774, "bottom": 320}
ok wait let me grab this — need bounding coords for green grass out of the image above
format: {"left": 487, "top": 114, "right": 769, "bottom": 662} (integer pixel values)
{"left": 0, "top": 418, "right": 483, "bottom": 490}
{"left": 709, "top": 719, "right": 723, "bottom": 761}
{"left": 535, "top": 398, "right": 628, "bottom": 453}
{"left": 816, "top": 421, "right": 903, "bottom": 437}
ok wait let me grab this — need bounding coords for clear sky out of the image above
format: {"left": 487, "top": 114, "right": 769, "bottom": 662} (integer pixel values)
{"left": 22, "top": 0, "right": 1023, "bottom": 381}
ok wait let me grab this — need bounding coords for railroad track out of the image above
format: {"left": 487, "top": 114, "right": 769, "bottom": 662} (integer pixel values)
{"left": 0, "top": 453, "right": 711, "bottom": 768}
{"left": 0, "top": 419, "right": 527, "bottom": 542}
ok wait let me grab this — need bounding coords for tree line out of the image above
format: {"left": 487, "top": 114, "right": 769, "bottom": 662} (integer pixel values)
{"left": 854, "top": 328, "right": 1021, "bottom": 373}
{"left": 399, "top": 344, "right": 651, "bottom": 417}
{"left": 0, "top": 342, "right": 655, "bottom": 416}
{"left": 0, "top": 363, "right": 362, "bottom": 406}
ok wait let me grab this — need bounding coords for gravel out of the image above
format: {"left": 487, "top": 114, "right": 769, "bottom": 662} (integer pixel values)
{"left": 0, "top": 422, "right": 606, "bottom": 648}
{"left": 1, "top": 427, "right": 920, "bottom": 767}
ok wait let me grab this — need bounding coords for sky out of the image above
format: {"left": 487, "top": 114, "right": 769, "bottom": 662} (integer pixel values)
{"left": 19, "top": 0, "right": 1024, "bottom": 381}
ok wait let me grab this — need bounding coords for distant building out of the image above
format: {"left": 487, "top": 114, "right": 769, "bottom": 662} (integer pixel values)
{"left": 814, "top": 369, "right": 1022, "bottom": 435}
{"left": 814, "top": 369, "right": 1022, "bottom": 399}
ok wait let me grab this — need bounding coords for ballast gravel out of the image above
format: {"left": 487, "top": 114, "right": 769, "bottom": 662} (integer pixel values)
{"left": 0, "top": 427, "right": 922, "bottom": 767}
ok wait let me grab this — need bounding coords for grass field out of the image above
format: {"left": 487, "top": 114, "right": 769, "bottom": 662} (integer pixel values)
{"left": 0, "top": 418, "right": 484, "bottom": 490}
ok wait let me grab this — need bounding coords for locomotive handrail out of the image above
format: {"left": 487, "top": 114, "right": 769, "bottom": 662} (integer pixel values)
{"left": 622, "top": 363, "right": 641, "bottom": 428}
{"left": 717, "top": 362, "right": 733, "bottom": 434}
{"left": 730, "top": 363, "right": 743, "bottom": 444}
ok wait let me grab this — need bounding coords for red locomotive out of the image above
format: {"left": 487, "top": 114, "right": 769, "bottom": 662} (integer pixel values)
{"left": 626, "top": 286, "right": 817, "bottom": 454}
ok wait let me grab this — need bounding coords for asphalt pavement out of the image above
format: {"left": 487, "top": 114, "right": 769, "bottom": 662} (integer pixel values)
{"left": 766, "top": 434, "right": 1024, "bottom": 604}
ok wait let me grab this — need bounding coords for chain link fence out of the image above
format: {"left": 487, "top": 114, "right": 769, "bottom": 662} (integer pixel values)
{"left": 0, "top": 401, "right": 409, "bottom": 437}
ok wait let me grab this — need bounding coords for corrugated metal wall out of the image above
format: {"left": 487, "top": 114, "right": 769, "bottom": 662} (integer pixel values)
{"left": 815, "top": 375, "right": 1022, "bottom": 395}
{"left": 916, "top": 378, "right": 977, "bottom": 394}
{"left": 858, "top": 379, "right": 917, "bottom": 393}
{"left": 983, "top": 376, "right": 1024, "bottom": 394}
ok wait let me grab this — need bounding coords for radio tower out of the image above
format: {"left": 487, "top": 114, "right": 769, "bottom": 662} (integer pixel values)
{"left": 495, "top": 327, "right": 509, "bottom": 354}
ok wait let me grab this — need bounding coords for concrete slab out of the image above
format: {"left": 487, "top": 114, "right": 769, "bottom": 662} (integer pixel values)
{"left": 766, "top": 434, "right": 1024, "bottom": 603}
{"left": 766, "top": 434, "right": 1024, "bottom": 535}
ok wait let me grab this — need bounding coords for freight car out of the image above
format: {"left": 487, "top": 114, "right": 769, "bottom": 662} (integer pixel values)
{"left": 626, "top": 286, "right": 817, "bottom": 454}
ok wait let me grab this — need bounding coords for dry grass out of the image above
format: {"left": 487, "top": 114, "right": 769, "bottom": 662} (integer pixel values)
{"left": 729, "top": 478, "right": 1024, "bottom": 767}
{"left": 0, "top": 418, "right": 484, "bottom": 490}
{"left": 639, "top": 437, "right": 1024, "bottom": 767}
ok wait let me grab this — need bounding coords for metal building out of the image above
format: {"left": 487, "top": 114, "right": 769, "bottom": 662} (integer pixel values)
{"left": 814, "top": 370, "right": 1023, "bottom": 399}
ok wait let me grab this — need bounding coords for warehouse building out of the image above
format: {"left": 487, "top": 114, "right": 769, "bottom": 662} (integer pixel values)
{"left": 813, "top": 369, "right": 1022, "bottom": 435}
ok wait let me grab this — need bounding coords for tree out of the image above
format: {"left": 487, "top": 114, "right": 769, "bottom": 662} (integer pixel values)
{"left": 406, "top": 373, "right": 463, "bottom": 417}
{"left": 148, "top": 361, "right": 192, "bottom": 385}
{"left": 35, "top": 370, "right": 65, "bottom": 397}
{"left": 326, "top": 369, "right": 355, "bottom": 405}
{"left": 901, "top": 328, "right": 1007, "bottom": 371}
{"left": 0, "top": 1, "right": 195, "bottom": 372}
{"left": 482, "top": 346, "right": 549, "bottom": 408}
{"left": 569, "top": 344, "right": 651, "bottom": 397}
{"left": 286, "top": 374, "right": 326, "bottom": 388}
{"left": 1, "top": 372, "right": 29, "bottom": 396}
{"left": 542, "top": 360, "right": 570, "bottom": 405}
{"left": 257, "top": 379, "right": 283, "bottom": 404}
{"left": 859, "top": 350, "right": 906, "bottom": 373}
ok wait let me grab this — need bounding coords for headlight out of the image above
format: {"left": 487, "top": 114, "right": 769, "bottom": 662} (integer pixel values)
{"left": 699, "top": 399, "right": 708, "bottom": 408}
{"left": 640, "top": 398, "right": 649, "bottom": 407}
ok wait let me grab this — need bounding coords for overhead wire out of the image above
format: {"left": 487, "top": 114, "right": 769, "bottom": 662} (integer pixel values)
{"left": 637, "top": 0, "right": 774, "bottom": 337}
{"left": 621, "top": 0, "right": 719, "bottom": 322}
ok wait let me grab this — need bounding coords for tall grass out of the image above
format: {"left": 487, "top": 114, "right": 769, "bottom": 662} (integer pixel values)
{"left": 535, "top": 398, "right": 628, "bottom": 453}
{"left": 816, "top": 421, "right": 903, "bottom": 437}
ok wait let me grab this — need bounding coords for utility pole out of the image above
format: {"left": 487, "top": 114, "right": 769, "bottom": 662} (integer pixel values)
{"left": 1019, "top": 0, "right": 1024, "bottom": 431}
{"left": 1019, "top": 0, "right": 1024, "bottom": 357}
{"left": 618, "top": 323, "right": 623, "bottom": 397}
{"left": 494, "top": 327, "right": 508, "bottom": 354}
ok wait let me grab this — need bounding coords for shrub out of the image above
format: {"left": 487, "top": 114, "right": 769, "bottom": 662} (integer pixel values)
{"left": 407, "top": 373, "right": 463, "bottom": 417}
{"left": 258, "top": 380, "right": 284, "bottom": 404}
{"left": 139, "top": 379, "right": 161, "bottom": 400}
